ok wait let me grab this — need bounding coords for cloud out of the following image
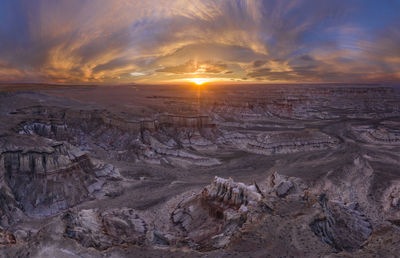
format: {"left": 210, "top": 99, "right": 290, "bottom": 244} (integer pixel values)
{"left": 253, "top": 60, "right": 267, "bottom": 68}
{"left": 0, "top": 0, "right": 399, "bottom": 83}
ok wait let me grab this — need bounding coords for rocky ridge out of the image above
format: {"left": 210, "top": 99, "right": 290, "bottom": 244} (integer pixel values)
{"left": 60, "top": 175, "right": 386, "bottom": 255}
{"left": 14, "top": 106, "right": 220, "bottom": 167}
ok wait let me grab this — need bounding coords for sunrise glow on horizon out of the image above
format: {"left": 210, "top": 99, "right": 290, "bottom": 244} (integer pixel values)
{"left": 187, "top": 78, "right": 218, "bottom": 85}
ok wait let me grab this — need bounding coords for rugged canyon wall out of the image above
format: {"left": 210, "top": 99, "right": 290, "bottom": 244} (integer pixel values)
{"left": 0, "top": 136, "right": 120, "bottom": 219}
{"left": 14, "top": 106, "right": 221, "bottom": 166}
{"left": 0, "top": 86, "right": 400, "bottom": 257}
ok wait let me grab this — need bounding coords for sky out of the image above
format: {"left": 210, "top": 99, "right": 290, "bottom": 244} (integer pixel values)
{"left": 0, "top": 0, "right": 400, "bottom": 84}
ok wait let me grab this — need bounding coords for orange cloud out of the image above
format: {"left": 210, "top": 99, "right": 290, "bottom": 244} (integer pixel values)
{"left": 0, "top": 0, "right": 399, "bottom": 84}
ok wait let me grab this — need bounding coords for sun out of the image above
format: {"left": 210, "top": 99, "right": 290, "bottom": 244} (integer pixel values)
{"left": 187, "top": 78, "right": 212, "bottom": 85}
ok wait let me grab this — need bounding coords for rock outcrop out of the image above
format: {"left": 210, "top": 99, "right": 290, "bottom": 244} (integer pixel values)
{"left": 0, "top": 228, "right": 16, "bottom": 246}
{"left": 233, "top": 130, "right": 339, "bottom": 155}
{"left": 352, "top": 123, "right": 400, "bottom": 145}
{"left": 0, "top": 136, "right": 120, "bottom": 218}
{"left": 14, "top": 106, "right": 220, "bottom": 166}
{"left": 171, "top": 177, "right": 267, "bottom": 249}
{"left": 310, "top": 195, "right": 372, "bottom": 252}
{"left": 345, "top": 225, "right": 400, "bottom": 257}
{"left": 263, "top": 171, "right": 308, "bottom": 198}
{"left": 64, "top": 177, "right": 268, "bottom": 251}
{"left": 64, "top": 208, "right": 148, "bottom": 250}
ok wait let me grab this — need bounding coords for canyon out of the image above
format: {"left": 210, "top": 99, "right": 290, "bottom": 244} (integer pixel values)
{"left": 0, "top": 83, "right": 399, "bottom": 257}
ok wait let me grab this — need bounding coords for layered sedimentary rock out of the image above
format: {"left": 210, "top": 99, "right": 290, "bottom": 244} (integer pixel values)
{"left": 264, "top": 171, "right": 308, "bottom": 197}
{"left": 140, "top": 125, "right": 220, "bottom": 166}
{"left": 306, "top": 156, "right": 390, "bottom": 227}
{"left": 0, "top": 136, "right": 120, "bottom": 218}
{"left": 0, "top": 182, "right": 23, "bottom": 227}
{"left": 167, "top": 175, "right": 375, "bottom": 254}
{"left": 171, "top": 177, "right": 264, "bottom": 249}
{"left": 13, "top": 104, "right": 344, "bottom": 166}
{"left": 14, "top": 104, "right": 343, "bottom": 165}
{"left": 1, "top": 86, "right": 400, "bottom": 257}
{"left": 310, "top": 195, "right": 372, "bottom": 252}
{"left": 63, "top": 177, "right": 267, "bottom": 250}
{"left": 15, "top": 107, "right": 142, "bottom": 156}
{"left": 1, "top": 171, "right": 394, "bottom": 256}
{"left": 225, "top": 129, "right": 339, "bottom": 155}
{"left": 352, "top": 123, "right": 400, "bottom": 145}
{"left": 201, "top": 86, "right": 399, "bottom": 122}
{"left": 14, "top": 106, "right": 220, "bottom": 166}
{"left": 63, "top": 208, "right": 148, "bottom": 250}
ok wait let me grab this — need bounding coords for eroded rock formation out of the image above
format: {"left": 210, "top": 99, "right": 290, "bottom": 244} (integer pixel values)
{"left": 1, "top": 86, "right": 400, "bottom": 257}
{"left": 14, "top": 106, "right": 221, "bottom": 166}
{"left": 0, "top": 136, "right": 120, "bottom": 218}
{"left": 64, "top": 208, "right": 148, "bottom": 250}
{"left": 0, "top": 228, "right": 16, "bottom": 246}
{"left": 310, "top": 195, "right": 372, "bottom": 251}
{"left": 171, "top": 177, "right": 265, "bottom": 249}
{"left": 230, "top": 129, "right": 339, "bottom": 155}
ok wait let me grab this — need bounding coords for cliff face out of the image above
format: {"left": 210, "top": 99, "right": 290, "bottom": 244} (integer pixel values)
{"left": 0, "top": 136, "right": 120, "bottom": 218}
{"left": 16, "top": 107, "right": 142, "bottom": 150}
{"left": 0, "top": 182, "right": 22, "bottom": 228}
{"left": 2, "top": 150, "right": 93, "bottom": 216}
{"left": 158, "top": 115, "right": 215, "bottom": 129}
{"left": 14, "top": 105, "right": 344, "bottom": 166}
{"left": 15, "top": 106, "right": 215, "bottom": 137}
{"left": 222, "top": 129, "right": 340, "bottom": 156}
{"left": 14, "top": 106, "right": 220, "bottom": 166}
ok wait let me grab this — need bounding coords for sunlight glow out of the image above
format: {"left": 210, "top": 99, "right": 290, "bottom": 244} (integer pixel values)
{"left": 187, "top": 78, "right": 213, "bottom": 85}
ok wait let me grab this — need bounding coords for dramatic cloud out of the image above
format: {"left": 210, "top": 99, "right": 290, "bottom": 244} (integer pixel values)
{"left": 157, "top": 60, "right": 228, "bottom": 74}
{"left": 0, "top": 0, "right": 399, "bottom": 83}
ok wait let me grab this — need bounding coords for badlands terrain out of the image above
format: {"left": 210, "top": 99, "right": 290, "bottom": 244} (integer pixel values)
{"left": 0, "top": 83, "right": 400, "bottom": 257}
